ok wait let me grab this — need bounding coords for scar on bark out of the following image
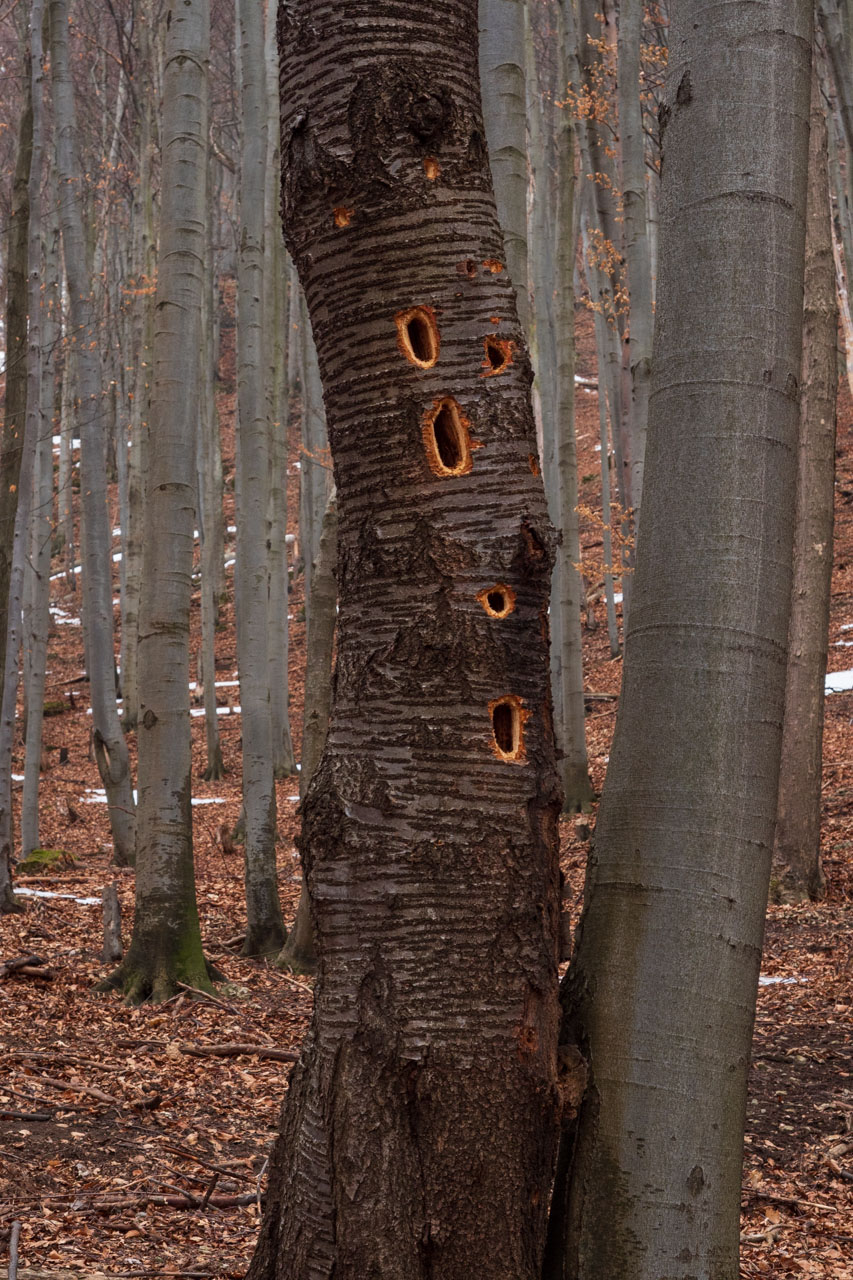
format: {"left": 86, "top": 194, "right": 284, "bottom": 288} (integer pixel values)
{"left": 481, "top": 335, "right": 513, "bottom": 377}
{"left": 333, "top": 206, "right": 354, "bottom": 227}
{"left": 423, "top": 156, "right": 440, "bottom": 180}
{"left": 477, "top": 583, "right": 516, "bottom": 618}
{"left": 489, "top": 695, "right": 528, "bottom": 762}
{"left": 483, "top": 258, "right": 504, "bottom": 273}
{"left": 422, "top": 398, "right": 474, "bottom": 476}
{"left": 396, "top": 305, "right": 440, "bottom": 369}
{"left": 528, "top": 453, "right": 540, "bottom": 475}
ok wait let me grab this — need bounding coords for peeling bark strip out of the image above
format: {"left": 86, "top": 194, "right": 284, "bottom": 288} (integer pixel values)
{"left": 248, "top": 3, "right": 562, "bottom": 1278}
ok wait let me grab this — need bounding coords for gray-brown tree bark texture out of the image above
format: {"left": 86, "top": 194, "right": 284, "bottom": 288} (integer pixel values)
{"left": 0, "top": 47, "right": 32, "bottom": 914}
{"left": 545, "top": 4, "right": 813, "bottom": 1278}
{"left": 773, "top": 65, "right": 838, "bottom": 903}
{"left": 248, "top": 2, "right": 563, "bottom": 1277}
{"left": 51, "top": 0, "right": 136, "bottom": 866}
{"left": 100, "top": 0, "right": 213, "bottom": 1003}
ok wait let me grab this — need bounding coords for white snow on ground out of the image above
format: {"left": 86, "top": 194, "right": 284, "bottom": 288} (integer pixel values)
{"left": 49, "top": 606, "right": 81, "bottom": 626}
{"left": 187, "top": 679, "right": 239, "bottom": 690}
{"left": 11, "top": 774, "right": 24, "bottom": 782}
{"left": 80, "top": 788, "right": 226, "bottom": 806}
{"left": 287, "top": 795, "right": 300, "bottom": 802}
{"left": 190, "top": 705, "right": 241, "bottom": 717}
{"left": 15, "top": 887, "right": 101, "bottom": 905}
{"left": 50, "top": 564, "right": 82, "bottom": 580}
{"left": 758, "top": 976, "right": 807, "bottom": 986}
{"left": 834, "top": 640, "right": 853, "bottom": 647}
{"left": 842, "top": 624, "right": 853, "bottom": 631}
{"left": 825, "top": 669, "right": 853, "bottom": 694}
{"left": 51, "top": 436, "right": 81, "bottom": 450}
{"left": 613, "top": 592, "right": 623, "bottom": 604}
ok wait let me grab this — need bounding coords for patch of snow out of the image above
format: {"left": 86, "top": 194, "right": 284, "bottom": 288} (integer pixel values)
{"left": 189, "top": 705, "right": 241, "bottom": 717}
{"left": 11, "top": 773, "right": 24, "bottom": 781}
{"left": 613, "top": 592, "right": 623, "bottom": 604}
{"left": 287, "top": 795, "right": 300, "bottom": 802}
{"left": 758, "top": 975, "right": 807, "bottom": 986}
{"left": 841, "top": 623, "right": 853, "bottom": 631}
{"left": 51, "top": 436, "right": 81, "bottom": 450}
{"left": 50, "top": 564, "right": 83, "bottom": 580}
{"left": 49, "top": 606, "right": 81, "bottom": 627}
{"left": 825, "top": 669, "right": 853, "bottom": 694}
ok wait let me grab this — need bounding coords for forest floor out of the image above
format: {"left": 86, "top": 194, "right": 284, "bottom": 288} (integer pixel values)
{"left": 1, "top": 305, "right": 852, "bottom": 1278}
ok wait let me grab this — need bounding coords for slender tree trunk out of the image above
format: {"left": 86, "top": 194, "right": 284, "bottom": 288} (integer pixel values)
{"left": 58, "top": 332, "right": 76, "bottom": 586}
{"left": 98, "top": 0, "right": 215, "bottom": 1003}
{"left": 297, "top": 292, "right": 330, "bottom": 616}
{"left": 772, "top": 66, "right": 837, "bottom": 904}
{"left": 277, "top": 488, "right": 338, "bottom": 974}
{"left": 617, "top": 0, "right": 653, "bottom": 532}
{"left": 50, "top": 0, "right": 136, "bottom": 866}
{"left": 235, "top": 0, "right": 285, "bottom": 958}
{"left": 544, "top": 5, "right": 813, "bottom": 1277}
{"left": 248, "top": 3, "right": 561, "bottom": 1275}
{"left": 479, "top": 0, "right": 528, "bottom": 330}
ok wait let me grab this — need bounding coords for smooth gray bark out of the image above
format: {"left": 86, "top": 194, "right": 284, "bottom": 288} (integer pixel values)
{"left": 546, "top": 4, "right": 813, "bottom": 1276}
{"left": 772, "top": 66, "right": 838, "bottom": 903}
{"left": 235, "top": 0, "right": 286, "bottom": 958}
{"left": 297, "top": 291, "right": 330, "bottom": 616}
{"left": 100, "top": 0, "right": 214, "bottom": 1003}
{"left": 51, "top": 0, "right": 136, "bottom": 866}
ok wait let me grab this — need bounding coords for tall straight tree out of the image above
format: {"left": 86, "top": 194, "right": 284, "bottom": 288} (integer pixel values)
{"left": 773, "top": 65, "right": 838, "bottom": 902}
{"left": 248, "top": 1, "right": 562, "bottom": 1275}
{"left": 100, "top": 0, "right": 214, "bottom": 1003}
{"left": 544, "top": 4, "right": 813, "bottom": 1277}
{"left": 51, "top": 0, "right": 136, "bottom": 866}
{"left": 234, "top": 0, "right": 286, "bottom": 957}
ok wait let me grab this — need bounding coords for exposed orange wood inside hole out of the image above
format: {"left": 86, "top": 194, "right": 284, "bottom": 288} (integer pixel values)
{"left": 477, "top": 583, "right": 516, "bottom": 619}
{"left": 483, "top": 259, "right": 504, "bottom": 274}
{"left": 395, "top": 305, "right": 440, "bottom": 369}
{"left": 481, "top": 335, "right": 514, "bottom": 377}
{"left": 422, "top": 398, "right": 473, "bottom": 476}
{"left": 424, "top": 157, "right": 440, "bottom": 180}
{"left": 333, "top": 206, "right": 354, "bottom": 227}
{"left": 489, "top": 695, "right": 528, "bottom": 762}
{"left": 528, "top": 453, "right": 540, "bottom": 476}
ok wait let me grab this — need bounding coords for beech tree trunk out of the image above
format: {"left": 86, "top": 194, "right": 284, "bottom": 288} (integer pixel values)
{"left": 545, "top": 4, "right": 813, "bottom": 1277}
{"left": 772, "top": 65, "right": 838, "bottom": 903}
{"left": 51, "top": 0, "right": 136, "bottom": 866}
{"left": 99, "top": 0, "right": 214, "bottom": 1003}
{"left": 248, "top": 2, "right": 562, "bottom": 1276}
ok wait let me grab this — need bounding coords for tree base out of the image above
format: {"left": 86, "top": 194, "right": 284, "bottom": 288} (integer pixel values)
{"left": 96, "top": 947, "right": 223, "bottom": 1005}
{"left": 241, "top": 923, "right": 287, "bottom": 960}
{"left": 203, "top": 749, "right": 227, "bottom": 782}
{"left": 0, "top": 887, "right": 25, "bottom": 915}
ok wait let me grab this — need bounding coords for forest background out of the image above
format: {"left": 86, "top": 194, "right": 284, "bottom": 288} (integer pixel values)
{"left": 0, "top": 0, "right": 852, "bottom": 1277}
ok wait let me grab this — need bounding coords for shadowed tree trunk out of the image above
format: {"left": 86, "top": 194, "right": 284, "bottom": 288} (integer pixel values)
{"left": 51, "top": 0, "right": 136, "bottom": 866}
{"left": 544, "top": 3, "right": 813, "bottom": 1277}
{"left": 247, "top": 2, "right": 562, "bottom": 1276}
{"left": 772, "top": 64, "right": 838, "bottom": 903}
{"left": 99, "top": 0, "right": 215, "bottom": 1003}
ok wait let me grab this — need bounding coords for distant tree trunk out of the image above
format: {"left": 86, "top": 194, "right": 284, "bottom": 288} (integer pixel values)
{"left": 617, "top": 0, "right": 653, "bottom": 531}
{"left": 772, "top": 66, "right": 837, "bottom": 904}
{"left": 235, "top": 0, "right": 285, "bottom": 958}
{"left": 247, "top": 3, "right": 561, "bottom": 1276}
{"left": 58, "top": 336, "right": 76, "bottom": 587}
{"left": 0, "top": 37, "right": 33, "bottom": 914}
{"left": 277, "top": 487, "right": 337, "bottom": 974}
{"left": 51, "top": 0, "right": 136, "bottom": 866}
{"left": 297, "top": 293, "right": 330, "bottom": 616}
{"left": 544, "top": 4, "right": 813, "bottom": 1277}
{"left": 479, "top": 0, "right": 528, "bottom": 330}
{"left": 98, "top": 0, "right": 215, "bottom": 1003}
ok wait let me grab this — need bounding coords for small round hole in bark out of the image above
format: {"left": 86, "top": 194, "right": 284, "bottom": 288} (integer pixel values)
{"left": 396, "top": 306, "right": 440, "bottom": 369}
{"left": 422, "top": 398, "right": 472, "bottom": 476}
{"left": 456, "top": 259, "right": 478, "bottom": 279}
{"left": 490, "top": 695, "right": 526, "bottom": 762}
{"left": 424, "top": 157, "right": 440, "bottom": 180}
{"left": 333, "top": 206, "right": 354, "bottom": 227}
{"left": 478, "top": 583, "right": 516, "bottom": 619}
{"left": 482, "top": 336, "right": 513, "bottom": 377}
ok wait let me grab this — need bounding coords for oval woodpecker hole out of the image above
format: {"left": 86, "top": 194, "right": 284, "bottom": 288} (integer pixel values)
{"left": 396, "top": 305, "right": 440, "bottom": 369}
{"left": 482, "top": 335, "right": 513, "bottom": 377}
{"left": 423, "top": 398, "right": 473, "bottom": 477}
{"left": 477, "top": 583, "right": 516, "bottom": 619}
{"left": 490, "top": 695, "right": 525, "bottom": 761}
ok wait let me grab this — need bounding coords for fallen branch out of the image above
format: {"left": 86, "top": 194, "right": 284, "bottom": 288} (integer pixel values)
{"left": 742, "top": 1187, "right": 837, "bottom": 1213}
{"left": 0, "top": 1109, "right": 52, "bottom": 1121}
{"left": 9, "top": 1220, "right": 21, "bottom": 1280}
{"left": 0, "top": 955, "right": 48, "bottom": 979}
{"left": 20, "top": 1073, "right": 117, "bottom": 1105}
{"left": 159, "top": 1142, "right": 255, "bottom": 1184}
{"left": 179, "top": 1041, "right": 297, "bottom": 1064}
{"left": 175, "top": 982, "right": 237, "bottom": 1013}
{"left": 74, "top": 1191, "right": 259, "bottom": 1213}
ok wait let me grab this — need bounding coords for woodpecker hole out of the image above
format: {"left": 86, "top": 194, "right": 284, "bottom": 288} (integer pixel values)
{"left": 333, "top": 206, "right": 354, "bottom": 228}
{"left": 483, "top": 258, "right": 504, "bottom": 274}
{"left": 523, "top": 525, "right": 546, "bottom": 562}
{"left": 396, "top": 305, "right": 440, "bottom": 369}
{"left": 423, "top": 398, "right": 473, "bottom": 476}
{"left": 490, "top": 695, "right": 526, "bottom": 762}
{"left": 478, "top": 583, "right": 516, "bottom": 619}
{"left": 482, "top": 336, "right": 513, "bottom": 377}
{"left": 424, "top": 157, "right": 440, "bottom": 180}
{"left": 457, "top": 259, "right": 478, "bottom": 278}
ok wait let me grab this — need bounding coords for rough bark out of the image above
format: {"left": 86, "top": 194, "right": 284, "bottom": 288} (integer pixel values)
{"left": 545, "top": 4, "right": 813, "bottom": 1277}
{"left": 98, "top": 0, "right": 214, "bottom": 1004}
{"left": 772, "top": 65, "right": 837, "bottom": 904}
{"left": 50, "top": 0, "right": 136, "bottom": 866}
{"left": 248, "top": 3, "right": 562, "bottom": 1276}
{"left": 235, "top": 0, "right": 286, "bottom": 959}
{"left": 277, "top": 488, "right": 338, "bottom": 975}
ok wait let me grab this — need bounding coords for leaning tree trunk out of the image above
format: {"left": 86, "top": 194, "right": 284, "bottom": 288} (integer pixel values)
{"left": 50, "top": 0, "right": 136, "bottom": 866}
{"left": 99, "top": 0, "right": 215, "bottom": 1004}
{"left": 248, "top": 2, "right": 562, "bottom": 1276}
{"left": 772, "top": 65, "right": 838, "bottom": 904}
{"left": 234, "top": 0, "right": 286, "bottom": 958}
{"left": 544, "top": 5, "right": 813, "bottom": 1278}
